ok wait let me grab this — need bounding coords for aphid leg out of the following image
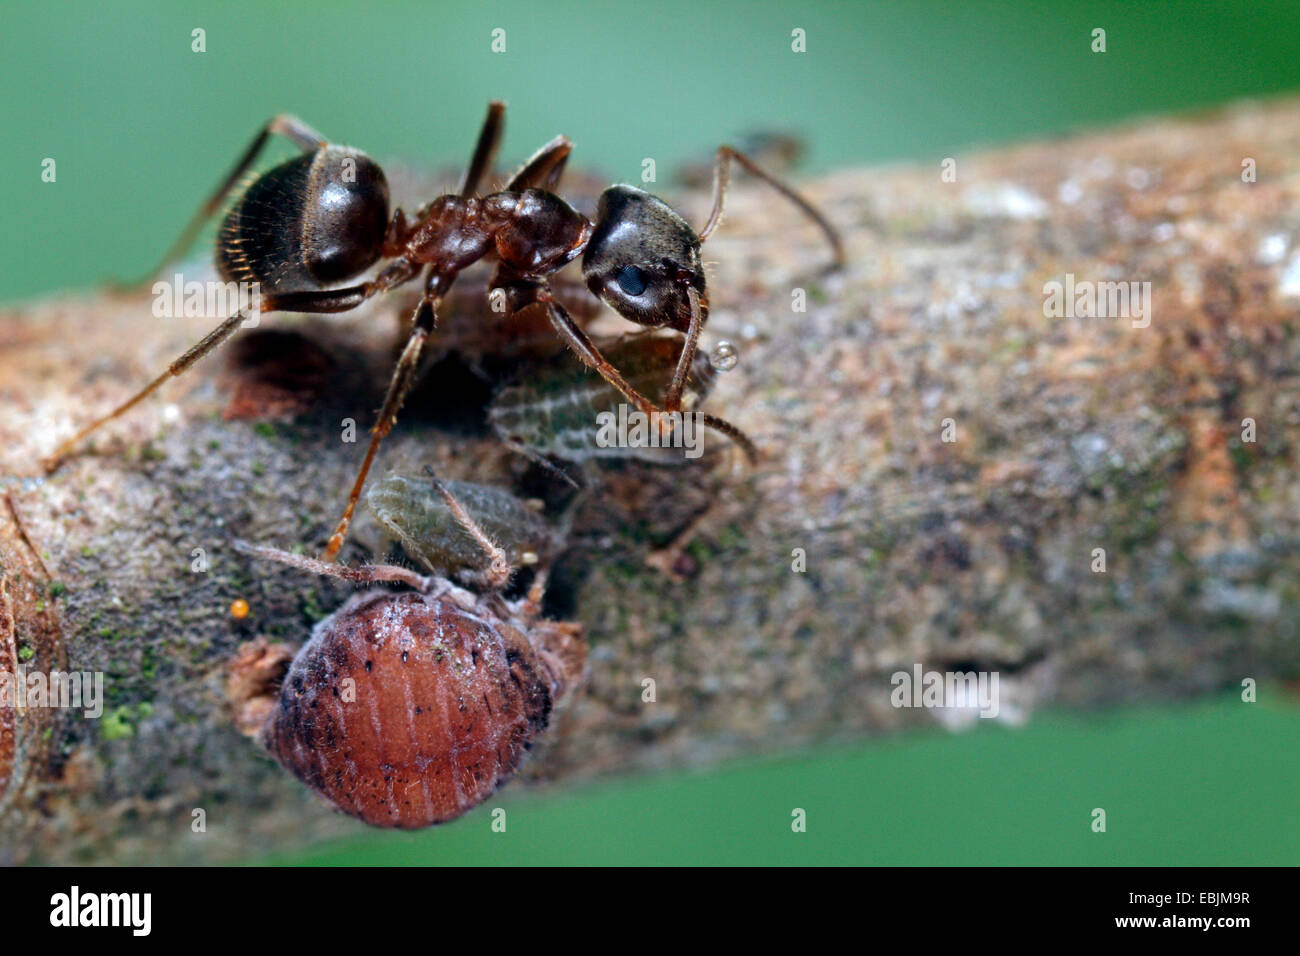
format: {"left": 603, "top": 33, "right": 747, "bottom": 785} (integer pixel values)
{"left": 114, "top": 115, "right": 327, "bottom": 292}
{"left": 507, "top": 135, "right": 573, "bottom": 191}
{"left": 43, "top": 259, "right": 420, "bottom": 473}
{"left": 698, "top": 145, "right": 845, "bottom": 271}
{"left": 421, "top": 466, "right": 512, "bottom": 590}
{"left": 520, "top": 485, "right": 589, "bottom": 619}
{"left": 645, "top": 500, "right": 718, "bottom": 582}
{"left": 499, "top": 436, "right": 582, "bottom": 490}
{"left": 460, "top": 100, "right": 506, "bottom": 197}
{"left": 233, "top": 540, "right": 439, "bottom": 592}
{"left": 3, "top": 492, "right": 54, "bottom": 581}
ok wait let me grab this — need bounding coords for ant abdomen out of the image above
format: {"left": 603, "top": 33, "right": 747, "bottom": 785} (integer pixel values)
{"left": 217, "top": 146, "right": 390, "bottom": 292}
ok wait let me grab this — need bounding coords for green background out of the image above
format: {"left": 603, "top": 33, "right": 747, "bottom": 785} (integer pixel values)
{"left": 2, "top": 1, "right": 1298, "bottom": 865}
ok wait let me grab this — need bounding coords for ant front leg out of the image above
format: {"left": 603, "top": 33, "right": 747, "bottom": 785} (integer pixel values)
{"left": 532, "top": 286, "right": 663, "bottom": 421}
{"left": 505, "top": 279, "right": 758, "bottom": 465}
{"left": 115, "top": 115, "right": 328, "bottom": 292}
{"left": 664, "top": 283, "right": 705, "bottom": 413}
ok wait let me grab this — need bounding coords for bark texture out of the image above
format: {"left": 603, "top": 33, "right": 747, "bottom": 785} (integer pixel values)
{"left": 2, "top": 98, "right": 1299, "bottom": 864}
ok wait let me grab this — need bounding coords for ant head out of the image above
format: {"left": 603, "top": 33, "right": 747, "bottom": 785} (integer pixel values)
{"left": 582, "top": 185, "right": 707, "bottom": 333}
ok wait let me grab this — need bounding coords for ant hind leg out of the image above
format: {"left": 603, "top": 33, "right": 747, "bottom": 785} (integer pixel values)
{"left": 41, "top": 308, "right": 252, "bottom": 472}
{"left": 460, "top": 101, "right": 507, "bottom": 198}
{"left": 115, "top": 115, "right": 328, "bottom": 292}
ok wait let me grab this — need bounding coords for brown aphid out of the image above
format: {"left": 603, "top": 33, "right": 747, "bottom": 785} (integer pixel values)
{"left": 235, "top": 477, "right": 584, "bottom": 828}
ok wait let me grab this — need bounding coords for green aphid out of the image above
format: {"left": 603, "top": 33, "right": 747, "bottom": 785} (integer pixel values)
{"left": 487, "top": 334, "right": 720, "bottom": 464}
{"left": 366, "top": 475, "right": 558, "bottom": 578}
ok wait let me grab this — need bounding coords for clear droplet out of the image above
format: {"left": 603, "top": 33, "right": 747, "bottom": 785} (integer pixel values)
{"left": 710, "top": 340, "right": 739, "bottom": 371}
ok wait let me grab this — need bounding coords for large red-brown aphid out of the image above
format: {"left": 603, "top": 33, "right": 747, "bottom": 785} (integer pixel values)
{"left": 43, "top": 101, "right": 843, "bottom": 562}
{"left": 234, "top": 474, "right": 584, "bottom": 829}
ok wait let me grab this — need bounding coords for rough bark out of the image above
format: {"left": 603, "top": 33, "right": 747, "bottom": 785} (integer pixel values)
{"left": 2, "top": 98, "right": 1298, "bottom": 864}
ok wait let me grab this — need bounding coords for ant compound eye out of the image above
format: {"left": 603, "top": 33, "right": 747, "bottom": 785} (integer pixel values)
{"left": 616, "top": 265, "right": 648, "bottom": 296}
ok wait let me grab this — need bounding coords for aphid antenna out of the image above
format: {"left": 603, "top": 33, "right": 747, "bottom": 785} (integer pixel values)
{"left": 421, "top": 466, "right": 512, "bottom": 591}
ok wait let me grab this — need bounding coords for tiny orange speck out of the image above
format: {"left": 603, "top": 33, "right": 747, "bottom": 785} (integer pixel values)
{"left": 230, "top": 598, "right": 251, "bottom": 620}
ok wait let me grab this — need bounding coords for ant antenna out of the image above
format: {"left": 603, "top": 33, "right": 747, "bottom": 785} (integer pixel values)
{"left": 700, "top": 413, "right": 758, "bottom": 465}
{"left": 422, "top": 466, "right": 512, "bottom": 590}
{"left": 698, "top": 146, "right": 844, "bottom": 272}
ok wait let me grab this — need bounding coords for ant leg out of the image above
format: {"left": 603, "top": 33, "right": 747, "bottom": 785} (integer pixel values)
{"left": 44, "top": 259, "right": 420, "bottom": 472}
{"left": 538, "top": 291, "right": 661, "bottom": 420}
{"left": 545, "top": 290, "right": 758, "bottom": 464}
{"left": 517, "top": 284, "right": 758, "bottom": 463}
{"left": 116, "top": 115, "right": 328, "bottom": 291}
{"left": 698, "top": 145, "right": 845, "bottom": 270}
{"left": 321, "top": 273, "right": 455, "bottom": 562}
{"left": 507, "top": 135, "right": 572, "bottom": 191}
{"left": 460, "top": 101, "right": 506, "bottom": 197}
{"left": 421, "top": 466, "right": 511, "bottom": 590}
{"left": 41, "top": 309, "right": 252, "bottom": 472}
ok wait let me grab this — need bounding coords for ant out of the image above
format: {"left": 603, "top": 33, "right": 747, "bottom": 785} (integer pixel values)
{"left": 42, "top": 101, "right": 844, "bottom": 562}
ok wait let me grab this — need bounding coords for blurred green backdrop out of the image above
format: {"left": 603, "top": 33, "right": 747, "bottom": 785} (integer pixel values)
{"left": 2, "top": 0, "right": 1298, "bottom": 864}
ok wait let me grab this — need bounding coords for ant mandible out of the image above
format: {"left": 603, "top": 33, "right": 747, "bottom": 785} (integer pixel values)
{"left": 42, "top": 101, "right": 844, "bottom": 562}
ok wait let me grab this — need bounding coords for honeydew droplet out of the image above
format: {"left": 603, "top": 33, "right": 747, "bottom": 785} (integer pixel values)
{"left": 710, "top": 340, "right": 739, "bottom": 372}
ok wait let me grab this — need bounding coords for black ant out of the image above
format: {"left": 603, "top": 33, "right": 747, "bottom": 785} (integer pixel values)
{"left": 42, "top": 102, "right": 844, "bottom": 562}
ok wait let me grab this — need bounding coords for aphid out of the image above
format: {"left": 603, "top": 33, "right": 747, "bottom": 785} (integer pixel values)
{"left": 43, "top": 102, "right": 843, "bottom": 564}
{"left": 234, "top": 476, "right": 584, "bottom": 829}
{"left": 366, "top": 472, "right": 558, "bottom": 578}
{"left": 489, "top": 333, "right": 755, "bottom": 465}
